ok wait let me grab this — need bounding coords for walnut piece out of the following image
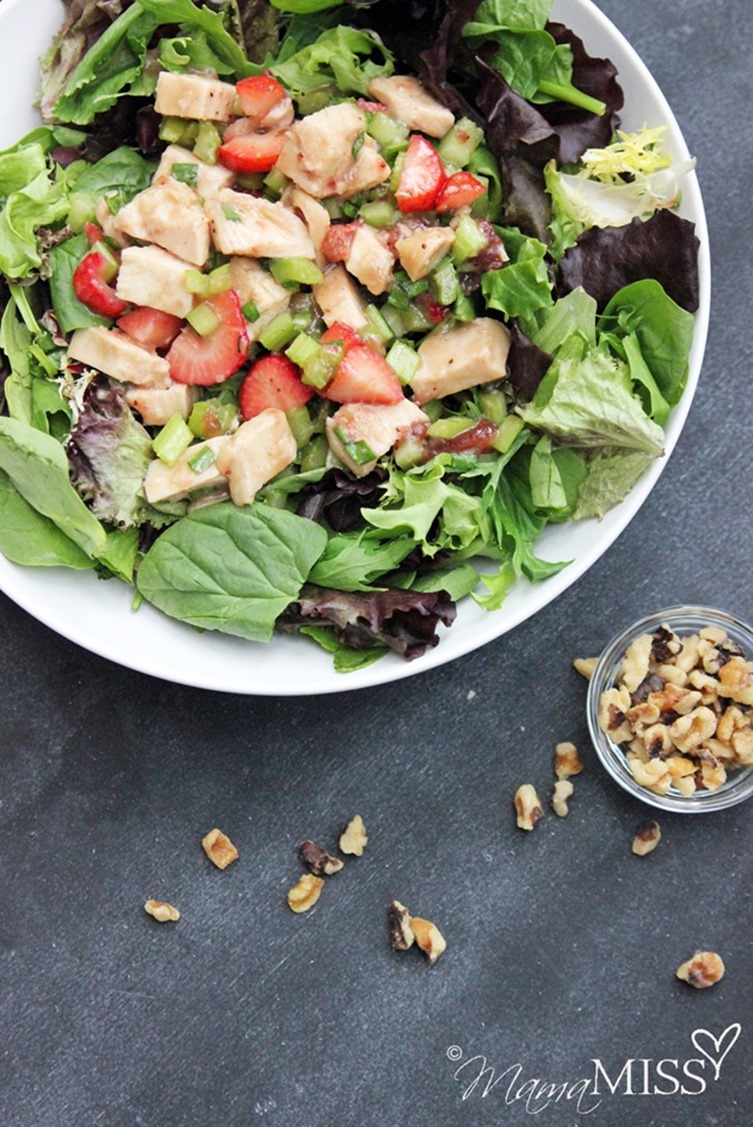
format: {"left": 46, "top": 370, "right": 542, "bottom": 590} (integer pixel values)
{"left": 388, "top": 900, "right": 415, "bottom": 950}
{"left": 144, "top": 899, "right": 180, "bottom": 922}
{"left": 554, "top": 741, "right": 583, "bottom": 780}
{"left": 287, "top": 873, "right": 324, "bottom": 914}
{"left": 631, "top": 819, "right": 661, "bottom": 856}
{"left": 514, "top": 784, "right": 544, "bottom": 831}
{"left": 298, "top": 839, "right": 344, "bottom": 876}
{"left": 339, "top": 814, "right": 368, "bottom": 856}
{"left": 201, "top": 827, "right": 239, "bottom": 870}
{"left": 551, "top": 779, "right": 574, "bottom": 817}
{"left": 676, "top": 950, "right": 725, "bottom": 989}
{"left": 573, "top": 657, "right": 598, "bottom": 680}
{"left": 410, "top": 917, "right": 446, "bottom": 964}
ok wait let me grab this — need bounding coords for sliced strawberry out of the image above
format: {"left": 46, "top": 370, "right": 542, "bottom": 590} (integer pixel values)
{"left": 72, "top": 251, "right": 129, "bottom": 318}
{"left": 395, "top": 135, "right": 446, "bottom": 214}
{"left": 356, "top": 98, "right": 387, "bottom": 113}
{"left": 236, "top": 74, "right": 287, "bottom": 122}
{"left": 239, "top": 354, "right": 313, "bottom": 421}
{"left": 321, "top": 220, "right": 363, "bottom": 264}
{"left": 218, "top": 130, "right": 286, "bottom": 173}
{"left": 434, "top": 171, "right": 487, "bottom": 213}
{"left": 168, "top": 290, "right": 248, "bottom": 386}
{"left": 320, "top": 322, "right": 363, "bottom": 354}
{"left": 324, "top": 343, "right": 404, "bottom": 405}
{"left": 84, "top": 221, "right": 105, "bottom": 246}
{"left": 117, "top": 306, "right": 183, "bottom": 351}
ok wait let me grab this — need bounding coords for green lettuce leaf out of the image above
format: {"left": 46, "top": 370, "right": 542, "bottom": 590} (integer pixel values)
{"left": 308, "top": 530, "right": 415, "bottom": 592}
{"left": 48, "top": 233, "right": 111, "bottom": 334}
{"left": 0, "top": 167, "right": 68, "bottom": 278}
{"left": 573, "top": 449, "right": 654, "bottom": 520}
{"left": 271, "top": 26, "right": 394, "bottom": 103}
{"left": 0, "top": 471, "right": 93, "bottom": 569}
{"left": 482, "top": 227, "right": 553, "bottom": 319}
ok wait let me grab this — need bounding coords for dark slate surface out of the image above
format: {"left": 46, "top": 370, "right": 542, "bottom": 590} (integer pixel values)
{"left": 1, "top": 1, "right": 752, "bottom": 1125}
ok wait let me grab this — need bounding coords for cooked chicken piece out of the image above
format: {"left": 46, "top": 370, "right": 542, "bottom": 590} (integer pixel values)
{"left": 228, "top": 258, "right": 291, "bottom": 341}
{"left": 345, "top": 225, "right": 395, "bottom": 296}
{"left": 113, "top": 179, "right": 210, "bottom": 267}
{"left": 68, "top": 327, "right": 171, "bottom": 389}
{"left": 326, "top": 399, "right": 428, "bottom": 477}
{"left": 313, "top": 264, "right": 367, "bottom": 330}
{"left": 283, "top": 186, "right": 331, "bottom": 268}
{"left": 154, "top": 71, "right": 237, "bottom": 122}
{"left": 143, "top": 437, "right": 230, "bottom": 504}
{"left": 215, "top": 410, "right": 296, "bottom": 505}
{"left": 276, "top": 103, "right": 389, "bottom": 199}
{"left": 154, "top": 144, "right": 234, "bottom": 200}
{"left": 410, "top": 318, "right": 511, "bottom": 404}
{"left": 367, "top": 74, "right": 454, "bottom": 138}
{"left": 205, "top": 189, "right": 315, "bottom": 259}
{"left": 116, "top": 245, "right": 195, "bottom": 319}
{"left": 395, "top": 226, "right": 456, "bottom": 281}
{"left": 125, "top": 383, "right": 199, "bottom": 426}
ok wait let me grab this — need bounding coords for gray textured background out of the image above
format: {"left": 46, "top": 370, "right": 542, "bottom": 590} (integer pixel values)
{"left": 1, "top": 0, "right": 752, "bottom": 1124}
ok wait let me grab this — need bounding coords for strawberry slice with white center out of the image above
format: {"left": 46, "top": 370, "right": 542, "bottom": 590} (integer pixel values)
{"left": 319, "top": 322, "right": 363, "bottom": 354}
{"left": 218, "top": 129, "right": 287, "bottom": 173}
{"left": 236, "top": 74, "right": 287, "bottom": 122}
{"left": 434, "top": 171, "right": 487, "bottom": 213}
{"left": 395, "top": 135, "right": 446, "bottom": 214}
{"left": 72, "top": 251, "right": 129, "bottom": 318}
{"left": 321, "top": 220, "right": 363, "bottom": 264}
{"left": 117, "top": 306, "right": 182, "bottom": 351}
{"left": 168, "top": 290, "right": 248, "bottom": 386}
{"left": 324, "top": 343, "right": 404, "bottom": 405}
{"left": 239, "top": 354, "right": 314, "bottom": 421}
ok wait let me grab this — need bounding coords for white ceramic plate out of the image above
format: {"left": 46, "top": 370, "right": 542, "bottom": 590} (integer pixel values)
{"left": 0, "top": 0, "right": 709, "bottom": 695}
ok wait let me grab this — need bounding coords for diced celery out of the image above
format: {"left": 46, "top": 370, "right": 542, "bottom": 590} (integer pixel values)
{"left": 386, "top": 340, "right": 419, "bottom": 386}
{"left": 386, "top": 285, "right": 411, "bottom": 311}
{"left": 359, "top": 198, "right": 398, "bottom": 229}
{"left": 478, "top": 390, "right": 508, "bottom": 425}
{"left": 187, "top": 302, "right": 220, "bottom": 336}
{"left": 270, "top": 257, "right": 324, "bottom": 289}
{"left": 429, "top": 257, "right": 459, "bottom": 306}
{"left": 67, "top": 191, "right": 96, "bottom": 233}
{"left": 492, "top": 415, "right": 525, "bottom": 453}
{"left": 188, "top": 399, "right": 237, "bottom": 439}
{"left": 159, "top": 116, "right": 189, "bottom": 144}
{"left": 393, "top": 435, "right": 424, "bottom": 470}
{"left": 259, "top": 312, "right": 298, "bottom": 351}
{"left": 242, "top": 301, "right": 260, "bottom": 322}
{"left": 152, "top": 413, "right": 193, "bottom": 465}
{"left": 321, "top": 197, "right": 345, "bottom": 220}
{"left": 285, "top": 332, "right": 321, "bottom": 369}
{"left": 263, "top": 166, "right": 288, "bottom": 197}
{"left": 453, "top": 289, "right": 476, "bottom": 322}
{"left": 235, "top": 172, "right": 265, "bottom": 192}
{"left": 90, "top": 240, "right": 119, "bottom": 281}
{"left": 185, "top": 268, "right": 209, "bottom": 295}
{"left": 291, "top": 307, "right": 314, "bottom": 333}
{"left": 188, "top": 446, "right": 216, "bottom": 474}
{"left": 300, "top": 434, "right": 329, "bottom": 472}
{"left": 427, "top": 417, "right": 471, "bottom": 439}
{"left": 389, "top": 151, "right": 406, "bottom": 194}
{"left": 363, "top": 304, "right": 393, "bottom": 346}
{"left": 286, "top": 405, "right": 316, "bottom": 448}
{"left": 335, "top": 428, "right": 376, "bottom": 466}
{"left": 421, "top": 399, "right": 443, "bottom": 423}
{"left": 193, "top": 121, "right": 221, "bottom": 164}
{"left": 302, "top": 348, "right": 340, "bottom": 391}
{"left": 366, "top": 111, "right": 409, "bottom": 151}
{"left": 401, "top": 302, "right": 433, "bottom": 332}
{"left": 381, "top": 305, "right": 406, "bottom": 338}
{"left": 207, "top": 264, "right": 232, "bottom": 294}
{"left": 437, "top": 117, "right": 484, "bottom": 169}
{"left": 451, "top": 214, "right": 489, "bottom": 264}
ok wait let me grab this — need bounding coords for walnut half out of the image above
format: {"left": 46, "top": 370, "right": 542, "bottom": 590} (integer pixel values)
{"left": 514, "top": 784, "right": 544, "bottom": 831}
{"left": 676, "top": 950, "right": 725, "bottom": 989}
{"left": 202, "top": 828, "right": 239, "bottom": 870}
{"left": 144, "top": 899, "right": 180, "bottom": 923}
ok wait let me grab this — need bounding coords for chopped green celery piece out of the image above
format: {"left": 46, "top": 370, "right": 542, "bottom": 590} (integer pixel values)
{"left": 193, "top": 122, "right": 221, "bottom": 165}
{"left": 291, "top": 307, "right": 313, "bottom": 332}
{"left": 401, "top": 302, "right": 433, "bottom": 332}
{"left": 235, "top": 172, "right": 265, "bottom": 191}
{"left": 381, "top": 304, "right": 407, "bottom": 337}
{"left": 451, "top": 214, "right": 489, "bottom": 264}
{"left": 264, "top": 166, "right": 287, "bottom": 197}
{"left": 90, "top": 240, "right": 119, "bottom": 281}
{"left": 171, "top": 162, "right": 198, "bottom": 187}
{"left": 340, "top": 199, "right": 360, "bottom": 219}
{"left": 335, "top": 428, "right": 376, "bottom": 466}
{"left": 386, "top": 340, "right": 419, "bottom": 385}
{"left": 188, "top": 399, "right": 237, "bottom": 439}
{"left": 152, "top": 413, "right": 193, "bottom": 465}
{"left": 185, "top": 268, "right": 209, "bottom": 295}
{"left": 454, "top": 289, "right": 475, "bottom": 322}
{"left": 188, "top": 446, "right": 216, "bottom": 474}
{"left": 366, "top": 111, "right": 409, "bottom": 151}
{"left": 386, "top": 285, "right": 411, "bottom": 311}
{"left": 421, "top": 399, "right": 443, "bottom": 422}
{"left": 242, "top": 301, "right": 260, "bottom": 322}
{"left": 393, "top": 434, "right": 424, "bottom": 469}
{"left": 270, "top": 257, "right": 324, "bottom": 289}
{"left": 286, "top": 332, "right": 320, "bottom": 369}
{"left": 286, "top": 405, "right": 316, "bottom": 448}
{"left": 67, "top": 191, "right": 96, "bottom": 233}
{"left": 303, "top": 348, "right": 340, "bottom": 390}
{"left": 259, "top": 312, "right": 298, "bottom": 351}
{"left": 389, "top": 151, "right": 406, "bottom": 194}
{"left": 359, "top": 198, "right": 398, "bottom": 229}
{"left": 363, "top": 304, "right": 393, "bottom": 345}
{"left": 159, "top": 116, "right": 190, "bottom": 144}
{"left": 437, "top": 117, "right": 484, "bottom": 169}
{"left": 430, "top": 257, "right": 459, "bottom": 305}
{"left": 300, "top": 434, "right": 329, "bottom": 472}
{"left": 207, "top": 264, "right": 231, "bottom": 294}
{"left": 321, "top": 197, "right": 345, "bottom": 220}
{"left": 187, "top": 302, "right": 220, "bottom": 336}
{"left": 492, "top": 415, "right": 525, "bottom": 453}
{"left": 427, "top": 417, "right": 471, "bottom": 439}
{"left": 396, "top": 269, "right": 428, "bottom": 299}
{"left": 478, "top": 390, "right": 508, "bottom": 425}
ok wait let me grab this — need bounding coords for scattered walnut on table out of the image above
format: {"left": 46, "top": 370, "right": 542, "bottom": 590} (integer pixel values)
{"left": 144, "top": 899, "right": 180, "bottom": 923}
{"left": 551, "top": 779, "right": 574, "bottom": 817}
{"left": 410, "top": 917, "right": 446, "bottom": 965}
{"left": 554, "top": 741, "right": 583, "bottom": 780}
{"left": 297, "top": 839, "right": 344, "bottom": 876}
{"left": 287, "top": 873, "right": 324, "bottom": 914}
{"left": 676, "top": 950, "right": 725, "bottom": 989}
{"left": 514, "top": 784, "right": 544, "bottom": 831}
{"left": 388, "top": 901, "right": 415, "bottom": 951}
{"left": 573, "top": 657, "right": 599, "bottom": 680}
{"left": 201, "top": 827, "right": 239, "bottom": 870}
{"left": 339, "top": 814, "right": 368, "bottom": 856}
{"left": 631, "top": 819, "right": 662, "bottom": 856}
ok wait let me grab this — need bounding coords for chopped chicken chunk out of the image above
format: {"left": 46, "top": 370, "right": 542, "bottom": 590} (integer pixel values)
{"left": 367, "top": 74, "right": 454, "bottom": 138}
{"left": 229, "top": 258, "right": 290, "bottom": 341}
{"left": 345, "top": 226, "right": 395, "bottom": 296}
{"left": 396, "top": 226, "right": 455, "bottom": 281}
{"left": 154, "top": 144, "right": 234, "bottom": 200}
{"left": 154, "top": 71, "right": 237, "bottom": 122}
{"left": 116, "top": 245, "right": 195, "bottom": 319}
{"left": 113, "top": 179, "right": 210, "bottom": 267}
{"left": 125, "top": 383, "right": 199, "bottom": 426}
{"left": 313, "top": 264, "right": 367, "bottom": 330}
{"left": 276, "top": 103, "right": 389, "bottom": 199}
{"left": 68, "top": 327, "right": 171, "bottom": 389}
{"left": 326, "top": 399, "right": 428, "bottom": 477}
{"left": 215, "top": 410, "right": 296, "bottom": 506}
{"left": 283, "top": 186, "right": 331, "bottom": 268}
{"left": 206, "top": 189, "right": 315, "bottom": 259}
{"left": 143, "top": 437, "right": 230, "bottom": 504}
{"left": 410, "top": 318, "right": 511, "bottom": 403}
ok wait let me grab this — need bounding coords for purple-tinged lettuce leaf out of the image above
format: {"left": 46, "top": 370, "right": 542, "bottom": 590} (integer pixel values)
{"left": 507, "top": 321, "right": 552, "bottom": 401}
{"left": 296, "top": 467, "right": 387, "bottom": 531}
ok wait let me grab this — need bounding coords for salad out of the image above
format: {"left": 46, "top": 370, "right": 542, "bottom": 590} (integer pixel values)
{"left": 0, "top": 0, "right": 700, "bottom": 672}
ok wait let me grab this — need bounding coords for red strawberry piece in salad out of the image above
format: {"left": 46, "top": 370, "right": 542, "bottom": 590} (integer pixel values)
{"left": 236, "top": 74, "right": 287, "bottom": 123}
{"left": 319, "top": 321, "right": 363, "bottom": 354}
{"left": 72, "top": 251, "right": 129, "bottom": 318}
{"left": 321, "top": 221, "right": 364, "bottom": 263}
{"left": 324, "top": 343, "right": 404, "bottom": 405}
{"left": 168, "top": 290, "right": 247, "bottom": 386}
{"left": 395, "top": 135, "right": 446, "bottom": 214}
{"left": 434, "top": 171, "right": 487, "bottom": 213}
{"left": 218, "top": 129, "right": 287, "bottom": 174}
{"left": 116, "top": 307, "right": 183, "bottom": 351}
{"left": 239, "top": 354, "right": 314, "bottom": 420}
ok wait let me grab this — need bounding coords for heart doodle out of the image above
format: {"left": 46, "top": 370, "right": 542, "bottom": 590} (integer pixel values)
{"left": 691, "top": 1024, "right": 741, "bottom": 1080}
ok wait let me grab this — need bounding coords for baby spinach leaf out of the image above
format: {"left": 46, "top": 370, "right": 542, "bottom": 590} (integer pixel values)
{"left": 0, "top": 471, "right": 93, "bottom": 569}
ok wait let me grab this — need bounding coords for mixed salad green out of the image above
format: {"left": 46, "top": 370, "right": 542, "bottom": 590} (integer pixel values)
{"left": 0, "top": 0, "right": 700, "bottom": 670}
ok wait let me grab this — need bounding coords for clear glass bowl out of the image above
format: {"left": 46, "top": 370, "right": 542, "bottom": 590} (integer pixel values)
{"left": 586, "top": 606, "right": 753, "bottom": 813}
